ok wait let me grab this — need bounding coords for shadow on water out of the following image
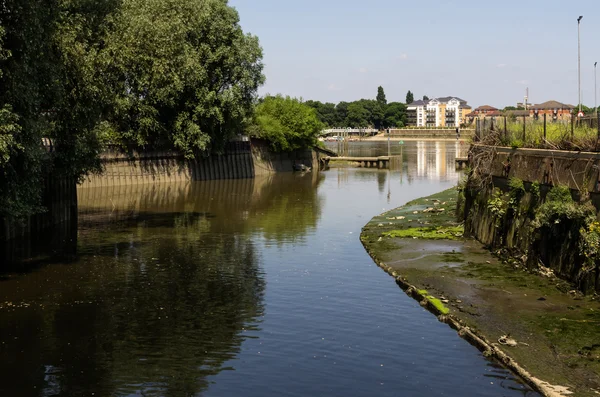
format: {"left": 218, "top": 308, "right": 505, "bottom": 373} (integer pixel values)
{"left": 0, "top": 172, "right": 324, "bottom": 397}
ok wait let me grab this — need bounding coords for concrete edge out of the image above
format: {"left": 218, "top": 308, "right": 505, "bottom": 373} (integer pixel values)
{"left": 359, "top": 237, "right": 570, "bottom": 397}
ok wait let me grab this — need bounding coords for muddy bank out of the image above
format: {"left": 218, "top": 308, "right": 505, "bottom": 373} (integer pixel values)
{"left": 361, "top": 188, "right": 600, "bottom": 397}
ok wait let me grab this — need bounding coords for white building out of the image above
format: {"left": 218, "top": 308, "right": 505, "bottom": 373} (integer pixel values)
{"left": 407, "top": 97, "right": 471, "bottom": 127}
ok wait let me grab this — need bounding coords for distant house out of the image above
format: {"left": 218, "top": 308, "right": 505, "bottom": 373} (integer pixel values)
{"left": 530, "top": 100, "right": 574, "bottom": 120}
{"left": 472, "top": 105, "right": 499, "bottom": 115}
{"left": 406, "top": 97, "right": 472, "bottom": 127}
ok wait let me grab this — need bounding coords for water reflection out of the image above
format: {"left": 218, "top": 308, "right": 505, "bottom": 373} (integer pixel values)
{"left": 325, "top": 140, "right": 468, "bottom": 182}
{"left": 0, "top": 143, "right": 536, "bottom": 397}
{"left": 0, "top": 173, "right": 326, "bottom": 397}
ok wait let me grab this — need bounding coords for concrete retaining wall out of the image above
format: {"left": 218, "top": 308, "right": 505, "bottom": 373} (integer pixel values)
{"left": 463, "top": 145, "right": 600, "bottom": 293}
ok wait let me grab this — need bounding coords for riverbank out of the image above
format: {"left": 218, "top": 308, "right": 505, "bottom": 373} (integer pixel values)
{"left": 361, "top": 188, "right": 600, "bottom": 397}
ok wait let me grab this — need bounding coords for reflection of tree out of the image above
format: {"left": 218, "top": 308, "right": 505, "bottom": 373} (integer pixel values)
{"left": 0, "top": 212, "right": 265, "bottom": 397}
{"left": 245, "top": 172, "right": 324, "bottom": 243}
{"left": 1, "top": 173, "right": 327, "bottom": 396}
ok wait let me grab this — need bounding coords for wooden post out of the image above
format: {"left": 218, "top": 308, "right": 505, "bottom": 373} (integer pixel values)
{"left": 543, "top": 113, "right": 547, "bottom": 141}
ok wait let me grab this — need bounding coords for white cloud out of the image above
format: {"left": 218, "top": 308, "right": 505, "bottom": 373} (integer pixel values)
{"left": 327, "top": 83, "right": 341, "bottom": 91}
{"left": 358, "top": 67, "right": 368, "bottom": 73}
{"left": 397, "top": 53, "right": 408, "bottom": 60}
{"left": 497, "top": 63, "right": 506, "bottom": 68}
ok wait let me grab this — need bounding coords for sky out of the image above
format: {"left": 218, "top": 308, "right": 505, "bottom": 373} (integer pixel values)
{"left": 229, "top": 0, "right": 600, "bottom": 109}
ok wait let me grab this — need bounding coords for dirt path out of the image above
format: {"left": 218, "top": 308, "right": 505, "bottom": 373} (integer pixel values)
{"left": 361, "top": 188, "right": 600, "bottom": 397}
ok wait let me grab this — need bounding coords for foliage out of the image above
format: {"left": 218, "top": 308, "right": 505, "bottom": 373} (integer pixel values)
{"left": 0, "top": 0, "right": 114, "bottom": 217}
{"left": 479, "top": 117, "right": 599, "bottom": 152}
{"left": 305, "top": 101, "right": 337, "bottom": 127}
{"left": 102, "top": 0, "right": 264, "bottom": 157}
{"left": 384, "top": 102, "right": 407, "bottom": 128}
{"left": 376, "top": 86, "right": 387, "bottom": 106}
{"left": 304, "top": 86, "right": 405, "bottom": 130}
{"left": 487, "top": 189, "right": 507, "bottom": 226}
{"left": 508, "top": 177, "right": 525, "bottom": 202}
{"left": 532, "top": 185, "right": 593, "bottom": 230}
{"left": 346, "top": 102, "right": 371, "bottom": 127}
{"left": 0, "top": 0, "right": 264, "bottom": 218}
{"left": 405, "top": 90, "right": 414, "bottom": 104}
{"left": 423, "top": 95, "right": 430, "bottom": 101}
{"left": 248, "top": 95, "right": 323, "bottom": 152}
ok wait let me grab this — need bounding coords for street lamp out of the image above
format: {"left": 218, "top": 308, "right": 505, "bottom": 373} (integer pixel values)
{"left": 578, "top": 16, "right": 583, "bottom": 115}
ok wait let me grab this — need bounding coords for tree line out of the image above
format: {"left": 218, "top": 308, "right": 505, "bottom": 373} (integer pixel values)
{"left": 301, "top": 88, "right": 430, "bottom": 129}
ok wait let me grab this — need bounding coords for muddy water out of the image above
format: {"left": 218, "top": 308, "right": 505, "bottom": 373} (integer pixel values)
{"left": 0, "top": 141, "right": 538, "bottom": 396}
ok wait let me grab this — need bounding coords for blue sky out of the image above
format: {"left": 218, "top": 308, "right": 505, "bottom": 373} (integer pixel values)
{"left": 229, "top": 0, "right": 600, "bottom": 109}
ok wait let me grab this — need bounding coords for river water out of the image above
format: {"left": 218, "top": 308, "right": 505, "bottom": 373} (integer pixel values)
{"left": 0, "top": 141, "right": 538, "bottom": 396}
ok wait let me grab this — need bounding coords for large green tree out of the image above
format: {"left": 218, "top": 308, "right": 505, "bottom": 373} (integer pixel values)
{"left": 248, "top": 95, "right": 323, "bottom": 151}
{"left": 0, "top": 0, "right": 265, "bottom": 218}
{"left": 346, "top": 102, "right": 370, "bottom": 127}
{"left": 0, "top": 0, "right": 115, "bottom": 218}
{"left": 102, "top": 0, "right": 264, "bottom": 157}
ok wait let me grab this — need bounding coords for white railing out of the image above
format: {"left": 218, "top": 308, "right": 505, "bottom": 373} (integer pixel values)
{"left": 321, "top": 128, "right": 378, "bottom": 135}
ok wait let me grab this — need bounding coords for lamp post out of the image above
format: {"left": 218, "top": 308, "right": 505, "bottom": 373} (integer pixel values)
{"left": 578, "top": 16, "right": 583, "bottom": 115}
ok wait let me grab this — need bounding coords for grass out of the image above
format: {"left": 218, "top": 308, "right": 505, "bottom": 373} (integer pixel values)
{"left": 478, "top": 119, "right": 600, "bottom": 151}
{"left": 383, "top": 225, "right": 464, "bottom": 240}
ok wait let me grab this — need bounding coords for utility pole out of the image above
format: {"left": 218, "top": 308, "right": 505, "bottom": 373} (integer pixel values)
{"left": 578, "top": 16, "right": 583, "bottom": 115}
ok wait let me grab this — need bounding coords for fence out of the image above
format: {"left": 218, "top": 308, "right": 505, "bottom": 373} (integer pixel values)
{"left": 473, "top": 112, "right": 600, "bottom": 151}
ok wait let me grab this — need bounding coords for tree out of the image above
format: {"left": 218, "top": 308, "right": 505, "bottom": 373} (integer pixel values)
{"left": 346, "top": 102, "right": 370, "bottom": 127}
{"left": 0, "top": 0, "right": 116, "bottom": 218}
{"left": 334, "top": 102, "right": 349, "bottom": 126}
{"left": 305, "top": 100, "right": 337, "bottom": 127}
{"left": 376, "top": 86, "right": 387, "bottom": 106}
{"left": 406, "top": 90, "right": 414, "bottom": 104}
{"left": 102, "top": 0, "right": 264, "bottom": 157}
{"left": 423, "top": 95, "right": 430, "bottom": 101}
{"left": 248, "top": 95, "right": 323, "bottom": 152}
{"left": 384, "top": 102, "right": 407, "bottom": 128}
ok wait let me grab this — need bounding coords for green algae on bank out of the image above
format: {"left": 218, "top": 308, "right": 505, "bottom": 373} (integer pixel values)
{"left": 383, "top": 225, "right": 464, "bottom": 240}
{"left": 361, "top": 187, "right": 600, "bottom": 397}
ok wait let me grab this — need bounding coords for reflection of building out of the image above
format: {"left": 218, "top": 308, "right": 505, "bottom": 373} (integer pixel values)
{"left": 407, "top": 97, "right": 472, "bottom": 127}
{"left": 413, "top": 141, "right": 461, "bottom": 181}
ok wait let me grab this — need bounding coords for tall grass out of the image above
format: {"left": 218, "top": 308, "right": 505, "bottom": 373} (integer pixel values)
{"left": 477, "top": 117, "right": 600, "bottom": 151}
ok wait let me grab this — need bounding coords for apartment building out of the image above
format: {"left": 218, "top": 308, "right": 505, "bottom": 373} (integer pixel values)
{"left": 406, "top": 97, "right": 472, "bottom": 127}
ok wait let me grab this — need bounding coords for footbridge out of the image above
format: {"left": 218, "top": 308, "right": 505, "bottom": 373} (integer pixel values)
{"left": 320, "top": 128, "right": 379, "bottom": 137}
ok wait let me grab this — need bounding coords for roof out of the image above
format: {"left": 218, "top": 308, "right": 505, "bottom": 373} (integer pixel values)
{"left": 531, "top": 100, "right": 574, "bottom": 110}
{"left": 459, "top": 104, "right": 472, "bottom": 109}
{"left": 474, "top": 105, "right": 498, "bottom": 111}
{"left": 407, "top": 100, "right": 428, "bottom": 107}
{"left": 433, "top": 96, "right": 467, "bottom": 104}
